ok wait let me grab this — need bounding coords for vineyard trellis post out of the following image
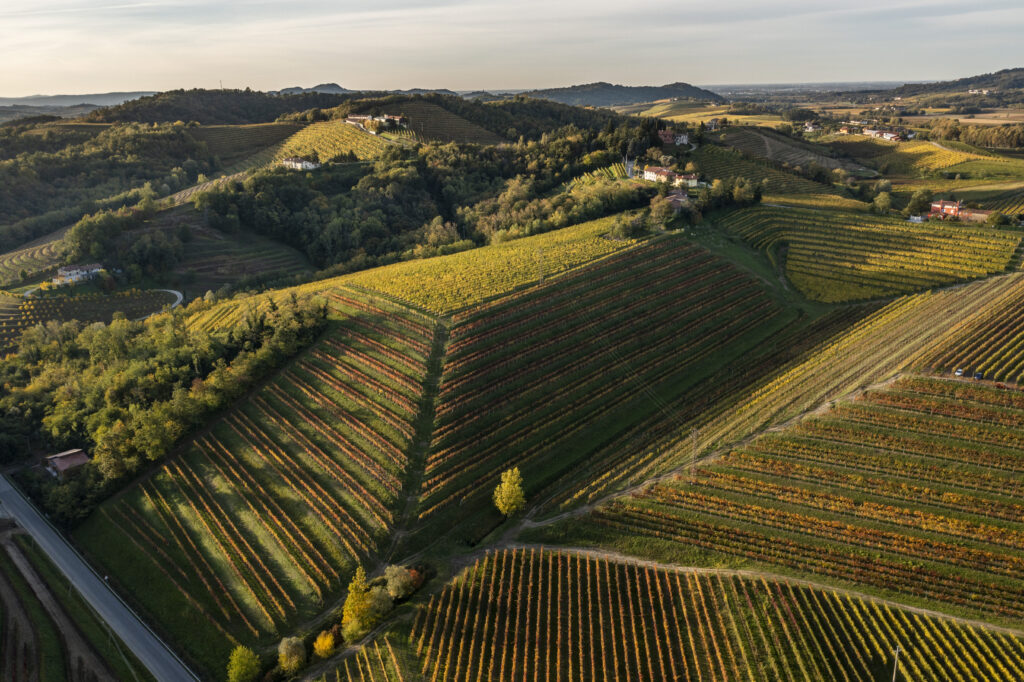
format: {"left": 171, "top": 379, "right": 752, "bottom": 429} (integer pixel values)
{"left": 891, "top": 643, "right": 901, "bottom": 682}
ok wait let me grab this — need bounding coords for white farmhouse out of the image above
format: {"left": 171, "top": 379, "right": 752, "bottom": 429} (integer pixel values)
{"left": 281, "top": 157, "right": 321, "bottom": 171}
{"left": 53, "top": 263, "right": 102, "bottom": 286}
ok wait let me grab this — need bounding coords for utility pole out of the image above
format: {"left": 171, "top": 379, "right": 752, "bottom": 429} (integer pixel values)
{"left": 891, "top": 644, "right": 901, "bottom": 682}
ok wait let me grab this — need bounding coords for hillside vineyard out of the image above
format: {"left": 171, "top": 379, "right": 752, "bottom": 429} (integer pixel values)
{"left": 3, "top": 78, "right": 1024, "bottom": 681}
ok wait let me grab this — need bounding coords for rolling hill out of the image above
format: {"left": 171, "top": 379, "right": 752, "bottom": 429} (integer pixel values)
{"left": 524, "top": 81, "right": 725, "bottom": 107}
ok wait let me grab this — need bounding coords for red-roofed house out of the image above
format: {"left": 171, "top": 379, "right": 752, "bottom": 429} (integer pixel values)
{"left": 45, "top": 449, "right": 90, "bottom": 479}
{"left": 930, "top": 200, "right": 963, "bottom": 218}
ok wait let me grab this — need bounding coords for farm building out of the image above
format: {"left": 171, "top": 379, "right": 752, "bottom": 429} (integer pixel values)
{"left": 53, "top": 263, "right": 102, "bottom": 286}
{"left": 930, "top": 200, "right": 963, "bottom": 218}
{"left": 643, "top": 166, "right": 678, "bottom": 183}
{"left": 863, "top": 129, "right": 905, "bottom": 142}
{"left": 706, "top": 118, "right": 722, "bottom": 131}
{"left": 673, "top": 173, "right": 700, "bottom": 188}
{"left": 666, "top": 191, "right": 691, "bottom": 213}
{"left": 804, "top": 123, "right": 821, "bottom": 133}
{"left": 675, "top": 132, "right": 690, "bottom": 146}
{"left": 281, "top": 157, "right": 321, "bottom": 171}
{"left": 959, "top": 209, "right": 995, "bottom": 223}
{"left": 45, "top": 449, "right": 90, "bottom": 479}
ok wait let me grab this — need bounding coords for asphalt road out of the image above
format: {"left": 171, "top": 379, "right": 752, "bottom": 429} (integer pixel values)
{"left": 0, "top": 476, "right": 198, "bottom": 682}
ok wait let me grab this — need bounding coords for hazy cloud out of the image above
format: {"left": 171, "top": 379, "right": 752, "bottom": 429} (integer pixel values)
{"left": 0, "top": 0, "right": 1021, "bottom": 95}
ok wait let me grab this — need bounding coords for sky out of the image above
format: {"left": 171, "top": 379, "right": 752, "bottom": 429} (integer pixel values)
{"left": 1, "top": 0, "right": 1022, "bottom": 96}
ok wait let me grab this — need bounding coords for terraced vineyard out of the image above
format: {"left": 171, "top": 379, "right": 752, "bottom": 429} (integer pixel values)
{"left": 557, "top": 376, "right": 1024, "bottom": 626}
{"left": 75, "top": 293, "right": 437, "bottom": 670}
{"left": 719, "top": 205, "right": 1020, "bottom": 302}
{"left": 563, "top": 163, "right": 629, "bottom": 190}
{"left": 0, "top": 236, "right": 64, "bottom": 287}
{"left": 380, "top": 100, "right": 504, "bottom": 145}
{"left": 0, "top": 289, "right": 177, "bottom": 353}
{"left": 916, "top": 272, "right": 1024, "bottom": 382}
{"left": 413, "top": 548, "right": 1024, "bottom": 681}
{"left": 144, "top": 206, "right": 313, "bottom": 292}
{"left": 275, "top": 119, "right": 390, "bottom": 162}
{"left": 417, "top": 237, "right": 791, "bottom": 540}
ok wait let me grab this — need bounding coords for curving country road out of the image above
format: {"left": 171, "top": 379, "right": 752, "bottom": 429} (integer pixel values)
{"left": 0, "top": 476, "right": 198, "bottom": 682}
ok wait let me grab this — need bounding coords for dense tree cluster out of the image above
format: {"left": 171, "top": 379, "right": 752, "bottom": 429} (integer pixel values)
{"left": 927, "top": 118, "right": 1024, "bottom": 149}
{"left": 459, "top": 175, "right": 652, "bottom": 241}
{"left": 63, "top": 196, "right": 188, "bottom": 280}
{"left": 2, "top": 295, "right": 326, "bottom": 525}
{"left": 282, "top": 92, "right": 630, "bottom": 141}
{"left": 194, "top": 120, "right": 656, "bottom": 272}
{"left": 84, "top": 88, "right": 353, "bottom": 124}
{"left": 0, "top": 122, "right": 211, "bottom": 251}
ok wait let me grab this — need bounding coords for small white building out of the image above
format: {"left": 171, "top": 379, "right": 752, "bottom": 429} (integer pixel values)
{"left": 674, "top": 133, "right": 690, "bottom": 146}
{"left": 673, "top": 173, "right": 700, "bottom": 188}
{"left": 281, "top": 157, "right": 321, "bottom": 171}
{"left": 53, "top": 263, "right": 102, "bottom": 286}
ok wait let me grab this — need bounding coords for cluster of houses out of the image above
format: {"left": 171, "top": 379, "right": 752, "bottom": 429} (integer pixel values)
{"left": 280, "top": 157, "right": 321, "bottom": 171}
{"left": 344, "top": 113, "right": 409, "bottom": 135}
{"left": 927, "top": 200, "right": 993, "bottom": 223}
{"left": 52, "top": 263, "right": 102, "bottom": 287}
{"left": 641, "top": 166, "right": 702, "bottom": 188}
{"left": 836, "top": 125, "right": 912, "bottom": 142}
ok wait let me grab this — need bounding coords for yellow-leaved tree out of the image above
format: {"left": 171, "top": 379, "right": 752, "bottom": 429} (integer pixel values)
{"left": 493, "top": 467, "right": 526, "bottom": 517}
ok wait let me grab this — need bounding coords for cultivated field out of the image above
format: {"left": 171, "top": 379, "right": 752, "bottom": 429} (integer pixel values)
{"left": 916, "top": 273, "right": 1024, "bottom": 382}
{"left": 0, "top": 533, "right": 151, "bottom": 682}
{"left": 722, "top": 127, "right": 868, "bottom": 174}
{"left": 553, "top": 376, "right": 1024, "bottom": 628}
{"left": 414, "top": 547, "right": 1024, "bottom": 681}
{"left": 0, "top": 289, "right": 177, "bottom": 354}
{"left": 381, "top": 101, "right": 505, "bottom": 145}
{"left": 186, "top": 213, "right": 639, "bottom": 332}
{"left": 186, "top": 122, "right": 305, "bottom": 167}
{"left": 416, "top": 238, "right": 792, "bottom": 542}
{"left": 0, "top": 236, "right": 65, "bottom": 287}
{"left": 693, "top": 145, "right": 836, "bottom": 196}
{"left": 718, "top": 205, "right": 1020, "bottom": 302}
{"left": 76, "top": 292, "right": 438, "bottom": 670}
{"left": 275, "top": 120, "right": 390, "bottom": 162}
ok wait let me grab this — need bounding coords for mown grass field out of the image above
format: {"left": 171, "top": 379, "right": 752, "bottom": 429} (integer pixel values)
{"left": 536, "top": 376, "right": 1024, "bottom": 629}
